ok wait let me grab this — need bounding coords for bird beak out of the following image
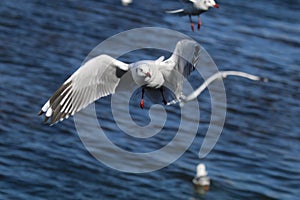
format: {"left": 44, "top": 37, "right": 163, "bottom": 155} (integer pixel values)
{"left": 213, "top": 4, "right": 220, "bottom": 8}
{"left": 145, "top": 72, "right": 151, "bottom": 78}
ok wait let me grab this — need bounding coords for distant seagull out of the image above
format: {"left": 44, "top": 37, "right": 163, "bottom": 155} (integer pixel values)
{"left": 121, "top": 0, "right": 132, "bottom": 6}
{"left": 193, "top": 163, "right": 210, "bottom": 191}
{"left": 166, "top": 0, "right": 220, "bottom": 31}
{"left": 39, "top": 39, "right": 201, "bottom": 125}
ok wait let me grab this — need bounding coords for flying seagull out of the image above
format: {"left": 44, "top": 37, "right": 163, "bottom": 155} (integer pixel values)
{"left": 166, "top": 0, "right": 220, "bottom": 31}
{"left": 39, "top": 39, "right": 201, "bottom": 125}
{"left": 39, "top": 39, "right": 265, "bottom": 125}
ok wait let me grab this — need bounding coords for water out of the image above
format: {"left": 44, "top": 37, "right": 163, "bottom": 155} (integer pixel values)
{"left": 1, "top": 0, "right": 300, "bottom": 199}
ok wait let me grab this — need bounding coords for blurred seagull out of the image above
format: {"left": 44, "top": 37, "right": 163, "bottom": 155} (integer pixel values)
{"left": 39, "top": 39, "right": 201, "bottom": 125}
{"left": 193, "top": 163, "right": 210, "bottom": 194}
{"left": 193, "top": 163, "right": 210, "bottom": 189}
{"left": 121, "top": 0, "right": 132, "bottom": 6}
{"left": 166, "top": 0, "right": 220, "bottom": 31}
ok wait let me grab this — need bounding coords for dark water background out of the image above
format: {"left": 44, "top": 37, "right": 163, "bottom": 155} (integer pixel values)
{"left": 1, "top": 0, "right": 300, "bottom": 199}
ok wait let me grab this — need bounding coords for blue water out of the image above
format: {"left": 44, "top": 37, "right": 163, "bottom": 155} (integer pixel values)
{"left": 1, "top": 0, "right": 300, "bottom": 199}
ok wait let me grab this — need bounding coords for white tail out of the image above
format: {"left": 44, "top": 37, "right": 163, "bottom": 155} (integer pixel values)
{"left": 165, "top": 9, "right": 185, "bottom": 14}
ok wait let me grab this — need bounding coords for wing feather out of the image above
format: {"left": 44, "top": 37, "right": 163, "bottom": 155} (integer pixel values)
{"left": 160, "top": 39, "right": 200, "bottom": 100}
{"left": 180, "top": 0, "right": 194, "bottom": 4}
{"left": 39, "top": 54, "right": 129, "bottom": 125}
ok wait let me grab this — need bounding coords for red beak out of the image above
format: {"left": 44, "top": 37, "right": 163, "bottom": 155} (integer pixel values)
{"left": 213, "top": 4, "right": 220, "bottom": 8}
{"left": 145, "top": 72, "right": 151, "bottom": 78}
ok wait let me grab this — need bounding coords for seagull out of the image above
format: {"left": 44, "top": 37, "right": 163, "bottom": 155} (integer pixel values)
{"left": 192, "top": 163, "right": 210, "bottom": 188}
{"left": 166, "top": 0, "right": 220, "bottom": 31}
{"left": 39, "top": 39, "right": 200, "bottom": 125}
{"left": 121, "top": 0, "right": 132, "bottom": 6}
{"left": 193, "top": 163, "right": 210, "bottom": 186}
{"left": 39, "top": 38, "right": 265, "bottom": 126}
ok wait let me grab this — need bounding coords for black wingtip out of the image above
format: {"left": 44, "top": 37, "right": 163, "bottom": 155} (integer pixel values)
{"left": 43, "top": 116, "right": 50, "bottom": 124}
{"left": 259, "top": 77, "right": 269, "bottom": 83}
{"left": 38, "top": 110, "right": 44, "bottom": 116}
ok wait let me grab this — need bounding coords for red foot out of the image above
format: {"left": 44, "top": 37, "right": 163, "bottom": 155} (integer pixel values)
{"left": 140, "top": 99, "right": 144, "bottom": 109}
{"left": 191, "top": 23, "right": 195, "bottom": 32}
{"left": 198, "top": 16, "right": 202, "bottom": 30}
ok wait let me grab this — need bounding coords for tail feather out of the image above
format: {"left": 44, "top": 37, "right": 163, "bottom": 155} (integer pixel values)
{"left": 166, "top": 9, "right": 185, "bottom": 14}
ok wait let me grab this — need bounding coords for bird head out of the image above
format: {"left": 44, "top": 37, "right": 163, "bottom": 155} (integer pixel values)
{"left": 196, "top": 163, "right": 208, "bottom": 177}
{"left": 200, "top": 0, "right": 220, "bottom": 10}
{"left": 131, "top": 61, "right": 155, "bottom": 87}
{"left": 136, "top": 64, "right": 152, "bottom": 79}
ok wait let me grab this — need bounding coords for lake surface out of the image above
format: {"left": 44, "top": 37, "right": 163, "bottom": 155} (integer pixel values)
{"left": 1, "top": 0, "right": 299, "bottom": 199}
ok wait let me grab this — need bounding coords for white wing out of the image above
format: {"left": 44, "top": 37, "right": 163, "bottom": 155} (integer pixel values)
{"left": 166, "top": 71, "right": 265, "bottom": 106}
{"left": 159, "top": 39, "right": 200, "bottom": 100}
{"left": 182, "top": 71, "right": 264, "bottom": 104}
{"left": 39, "top": 54, "right": 129, "bottom": 125}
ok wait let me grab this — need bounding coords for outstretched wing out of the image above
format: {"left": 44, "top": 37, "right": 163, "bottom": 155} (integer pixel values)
{"left": 159, "top": 39, "right": 200, "bottom": 100}
{"left": 39, "top": 54, "right": 129, "bottom": 125}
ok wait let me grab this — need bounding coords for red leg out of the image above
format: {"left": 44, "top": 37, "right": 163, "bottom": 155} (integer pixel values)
{"left": 160, "top": 88, "right": 167, "bottom": 105}
{"left": 198, "top": 15, "right": 202, "bottom": 30}
{"left": 189, "top": 15, "right": 194, "bottom": 32}
{"left": 140, "top": 88, "right": 145, "bottom": 109}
